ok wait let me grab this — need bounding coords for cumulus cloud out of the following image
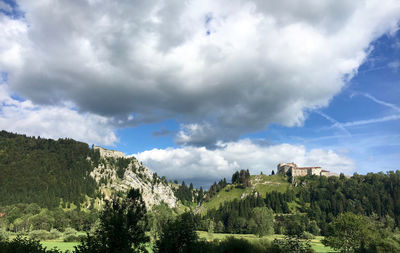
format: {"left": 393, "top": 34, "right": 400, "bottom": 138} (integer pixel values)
{"left": 135, "top": 139, "right": 355, "bottom": 186}
{"left": 0, "top": 84, "right": 117, "bottom": 145}
{"left": 0, "top": 0, "right": 399, "bottom": 146}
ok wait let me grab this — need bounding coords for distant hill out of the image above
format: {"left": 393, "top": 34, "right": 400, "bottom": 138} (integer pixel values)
{"left": 0, "top": 131, "right": 179, "bottom": 210}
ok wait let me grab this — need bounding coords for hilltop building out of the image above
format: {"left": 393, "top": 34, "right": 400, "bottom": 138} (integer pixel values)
{"left": 277, "top": 162, "right": 339, "bottom": 177}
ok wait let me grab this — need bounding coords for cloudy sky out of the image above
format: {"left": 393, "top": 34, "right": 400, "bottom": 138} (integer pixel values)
{"left": 1, "top": 0, "right": 399, "bottom": 187}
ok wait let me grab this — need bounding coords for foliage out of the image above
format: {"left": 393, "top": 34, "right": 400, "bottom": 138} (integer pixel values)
{"left": 207, "top": 219, "right": 214, "bottom": 238}
{"left": 322, "top": 212, "right": 375, "bottom": 252}
{"left": 29, "top": 230, "right": 52, "bottom": 241}
{"left": 301, "top": 231, "right": 315, "bottom": 240}
{"left": 0, "top": 131, "right": 99, "bottom": 209}
{"left": 231, "top": 170, "right": 251, "bottom": 188}
{"left": 0, "top": 203, "right": 99, "bottom": 233}
{"left": 250, "top": 207, "right": 274, "bottom": 237}
{"left": 175, "top": 181, "right": 195, "bottom": 203}
{"left": 205, "top": 194, "right": 265, "bottom": 233}
{"left": 206, "top": 179, "right": 228, "bottom": 200}
{"left": 154, "top": 212, "right": 199, "bottom": 253}
{"left": 0, "top": 227, "right": 8, "bottom": 242}
{"left": 213, "top": 236, "right": 273, "bottom": 253}
{"left": 74, "top": 188, "right": 149, "bottom": 253}
{"left": 272, "top": 236, "right": 314, "bottom": 253}
{"left": 116, "top": 157, "right": 131, "bottom": 179}
{"left": 296, "top": 172, "right": 400, "bottom": 234}
{"left": 0, "top": 236, "right": 62, "bottom": 253}
{"left": 148, "top": 203, "right": 175, "bottom": 240}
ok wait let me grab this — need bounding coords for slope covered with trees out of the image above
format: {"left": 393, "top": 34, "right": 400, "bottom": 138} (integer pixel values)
{"left": 0, "top": 131, "right": 99, "bottom": 209}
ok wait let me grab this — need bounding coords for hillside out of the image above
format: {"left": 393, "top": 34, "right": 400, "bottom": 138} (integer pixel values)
{"left": 0, "top": 131, "right": 178, "bottom": 210}
{"left": 90, "top": 146, "right": 177, "bottom": 209}
{"left": 0, "top": 131, "right": 98, "bottom": 208}
{"left": 198, "top": 174, "right": 290, "bottom": 214}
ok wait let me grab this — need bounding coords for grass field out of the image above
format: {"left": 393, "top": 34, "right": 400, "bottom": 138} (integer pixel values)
{"left": 38, "top": 231, "right": 336, "bottom": 253}
{"left": 41, "top": 240, "right": 154, "bottom": 252}
{"left": 197, "top": 231, "right": 337, "bottom": 253}
{"left": 41, "top": 241, "right": 78, "bottom": 252}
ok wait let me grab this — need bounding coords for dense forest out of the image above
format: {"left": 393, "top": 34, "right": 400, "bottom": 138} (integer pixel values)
{"left": 0, "top": 131, "right": 100, "bottom": 209}
{"left": 203, "top": 171, "right": 400, "bottom": 236}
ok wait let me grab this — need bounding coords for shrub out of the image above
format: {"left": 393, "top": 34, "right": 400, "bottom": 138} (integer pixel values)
{"left": 0, "top": 228, "right": 9, "bottom": 242}
{"left": 217, "top": 237, "right": 272, "bottom": 253}
{"left": 29, "top": 230, "right": 51, "bottom": 241}
{"left": 272, "top": 236, "right": 314, "bottom": 253}
{"left": 63, "top": 234, "right": 81, "bottom": 242}
{"left": 48, "top": 229, "right": 61, "bottom": 240}
{"left": 301, "top": 231, "right": 315, "bottom": 240}
{"left": 63, "top": 227, "right": 79, "bottom": 242}
{"left": 63, "top": 227, "right": 77, "bottom": 237}
{"left": 0, "top": 236, "right": 62, "bottom": 253}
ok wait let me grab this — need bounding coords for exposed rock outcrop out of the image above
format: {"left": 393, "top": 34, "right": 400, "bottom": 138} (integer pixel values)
{"left": 90, "top": 147, "right": 177, "bottom": 209}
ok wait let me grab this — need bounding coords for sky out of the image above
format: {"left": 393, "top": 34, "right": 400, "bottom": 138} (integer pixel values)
{"left": 0, "top": 0, "right": 399, "bottom": 187}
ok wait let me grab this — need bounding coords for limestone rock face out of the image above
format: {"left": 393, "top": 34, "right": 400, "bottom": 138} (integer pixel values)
{"left": 90, "top": 147, "right": 177, "bottom": 209}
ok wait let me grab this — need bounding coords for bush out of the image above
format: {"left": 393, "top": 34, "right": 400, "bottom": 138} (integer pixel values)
{"left": 29, "top": 230, "right": 51, "bottom": 241}
{"left": 272, "top": 236, "right": 314, "bottom": 253}
{"left": 0, "top": 228, "right": 9, "bottom": 242}
{"left": 48, "top": 229, "right": 61, "bottom": 240}
{"left": 189, "top": 237, "right": 274, "bottom": 253}
{"left": 63, "top": 234, "right": 84, "bottom": 242}
{"left": 217, "top": 237, "right": 272, "bottom": 253}
{"left": 63, "top": 227, "right": 77, "bottom": 237}
{"left": 0, "top": 236, "right": 62, "bottom": 253}
{"left": 63, "top": 227, "right": 80, "bottom": 242}
{"left": 301, "top": 231, "right": 315, "bottom": 240}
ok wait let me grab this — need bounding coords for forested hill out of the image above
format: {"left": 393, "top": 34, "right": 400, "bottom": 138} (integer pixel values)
{"left": 201, "top": 170, "right": 400, "bottom": 236}
{"left": 0, "top": 131, "right": 99, "bottom": 209}
{"left": 0, "top": 130, "right": 180, "bottom": 212}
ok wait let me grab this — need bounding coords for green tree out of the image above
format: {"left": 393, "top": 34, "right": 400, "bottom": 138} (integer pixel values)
{"left": 322, "top": 213, "right": 375, "bottom": 253}
{"left": 207, "top": 219, "right": 215, "bottom": 239}
{"left": 154, "top": 212, "right": 199, "bottom": 253}
{"left": 250, "top": 207, "right": 274, "bottom": 237}
{"left": 148, "top": 203, "right": 174, "bottom": 240}
{"left": 75, "top": 188, "right": 149, "bottom": 253}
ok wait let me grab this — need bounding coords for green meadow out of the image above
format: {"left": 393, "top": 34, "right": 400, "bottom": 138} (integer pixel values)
{"left": 39, "top": 232, "right": 336, "bottom": 253}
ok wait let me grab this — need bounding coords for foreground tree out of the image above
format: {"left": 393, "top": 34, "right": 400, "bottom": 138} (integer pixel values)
{"left": 322, "top": 213, "right": 374, "bottom": 253}
{"left": 154, "top": 212, "right": 198, "bottom": 253}
{"left": 75, "top": 188, "right": 149, "bottom": 253}
{"left": 148, "top": 203, "right": 175, "bottom": 240}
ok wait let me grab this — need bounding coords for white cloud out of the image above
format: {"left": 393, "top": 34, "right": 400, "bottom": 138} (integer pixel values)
{"left": 0, "top": 84, "right": 117, "bottom": 145}
{"left": 135, "top": 139, "right": 355, "bottom": 185}
{"left": 0, "top": 0, "right": 399, "bottom": 146}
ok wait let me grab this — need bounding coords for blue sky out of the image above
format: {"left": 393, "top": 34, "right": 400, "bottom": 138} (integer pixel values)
{"left": 0, "top": 0, "right": 399, "bottom": 187}
{"left": 115, "top": 31, "right": 400, "bottom": 177}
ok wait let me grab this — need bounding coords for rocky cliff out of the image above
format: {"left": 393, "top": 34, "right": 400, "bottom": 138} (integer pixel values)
{"left": 90, "top": 147, "right": 178, "bottom": 209}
